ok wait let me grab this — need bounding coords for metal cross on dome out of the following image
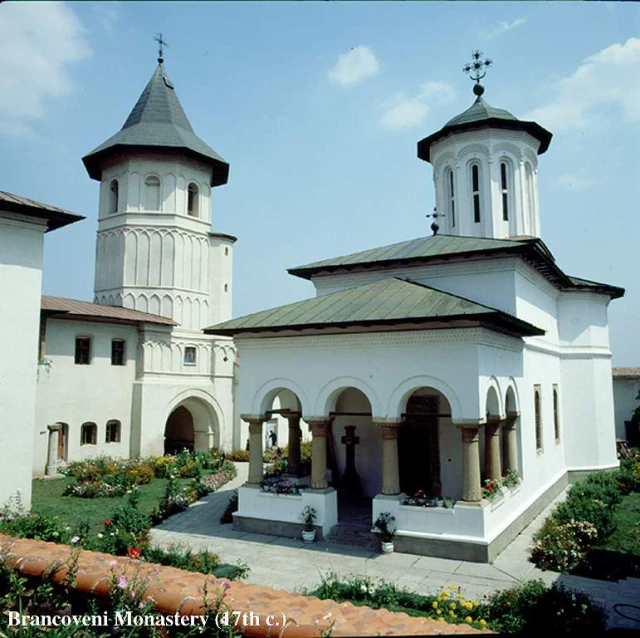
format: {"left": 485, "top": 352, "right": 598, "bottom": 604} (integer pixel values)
{"left": 463, "top": 50, "right": 493, "bottom": 84}
{"left": 154, "top": 33, "right": 169, "bottom": 64}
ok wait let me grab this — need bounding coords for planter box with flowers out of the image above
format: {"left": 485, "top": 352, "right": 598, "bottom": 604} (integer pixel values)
{"left": 260, "top": 477, "right": 309, "bottom": 496}
{"left": 401, "top": 489, "right": 457, "bottom": 511}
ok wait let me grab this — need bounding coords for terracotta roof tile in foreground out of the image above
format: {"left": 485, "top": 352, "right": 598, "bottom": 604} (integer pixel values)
{"left": 42, "top": 296, "right": 177, "bottom": 326}
{"left": 0, "top": 535, "right": 487, "bottom": 636}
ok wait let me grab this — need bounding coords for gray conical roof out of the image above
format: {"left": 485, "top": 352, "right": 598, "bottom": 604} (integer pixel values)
{"left": 417, "top": 90, "right": 552, "bottom": 163}
{"left": 83, "top": 63, "right": 229, "bottom": 187}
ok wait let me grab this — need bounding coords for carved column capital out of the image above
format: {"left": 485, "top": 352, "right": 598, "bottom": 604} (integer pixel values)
{"left": 47, "top": 423, "right": 62, "bottom": 433}
{"left": 241, "top": 414, "right": 266, "bottom": 426}
{"left": 307, "top": 419, "right": 330, "bottom": 438}
{"left": 505, "top": 411, "right": 520, "bottom": 428}
{"left": 381, "top": 424, "right": 400, "bottom": 441}
{"left": 457, "top": 424, "right": 479, "bottom": 443}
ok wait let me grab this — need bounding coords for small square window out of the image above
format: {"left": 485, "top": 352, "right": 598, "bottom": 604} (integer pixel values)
{"left": 111, "top": 339, "right": 126, "bottom": 366}
{"left": 184, "top": 346, "right": 197, "bottom": 365}
{"left": 75, "top": 337, "right": 91, "bottom": 365}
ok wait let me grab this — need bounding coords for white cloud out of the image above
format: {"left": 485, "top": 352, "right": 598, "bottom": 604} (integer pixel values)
{"left": 328, "top": 45, "right": 379, "bottom": 86}
{"left": 523, "top": 37, "right": 640, "bottom": 132}
{"left": 0, "top": 2, "right": 90, "bottom": 137}
{"left": 379, "top": 82, "right": 455, "bottom": 130}
{"left": 93, "top": 2, "right": 119, "bottom": 33}
{"left": 481, "top": 18, "right": 527, "bottom": 40}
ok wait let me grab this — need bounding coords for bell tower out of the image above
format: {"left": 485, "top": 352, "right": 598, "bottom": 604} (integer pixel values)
{"left": 82, "top": 45, "right": 234, "bottom": 332}
{"left": 417, "top": 52, "right": 553, "bottom": 240}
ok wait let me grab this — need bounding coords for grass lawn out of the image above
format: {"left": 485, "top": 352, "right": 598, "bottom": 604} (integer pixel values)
{"left": 573, "top": 491, "right": 640, "bottom": 580}
{"left": 31, "top": 477, "right": 184, "bottom": 535}
{"left": 600, "top": 491, "right": 640, "bottom": 555}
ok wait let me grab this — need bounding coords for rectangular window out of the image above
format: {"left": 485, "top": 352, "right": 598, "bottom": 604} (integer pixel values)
{"left": 184, "top": 346, "right": 197, "bottom": 365}
{"left": 75, "top": 337, "right": 91, "bottom": 365}
{"left": 448, "top": 170, "right": 456, "bottom": 227}
{"left": 472, "top": 165, "right": 481, "bottom": 223}
{"left": 534, "top": 384, "right": 543, "bottom": 453}
{"left": 106, "top": 420, "right": 121, "bottom": 443}
{"left": 501, "top": 162, "right": 509, "bottom": 221}
{"left": 111, "top": 339, "right": 126, "bottom": 366}
{"left": 81, "top": 423, "right": 97, "bottom": 446}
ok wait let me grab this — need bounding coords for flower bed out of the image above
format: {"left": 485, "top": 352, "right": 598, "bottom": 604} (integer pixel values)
{"left": 260, "top": 477, "right": 307, "bottom": 495}
{"left": 305, "top": 573, "right": 607, "bottom": 634}
{"left": 61, "top": 450, "right": 230, "bottom": 499}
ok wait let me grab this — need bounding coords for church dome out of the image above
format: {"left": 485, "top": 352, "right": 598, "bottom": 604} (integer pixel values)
{"left": 417, "top": 85, "right": 552, "bottom": 163}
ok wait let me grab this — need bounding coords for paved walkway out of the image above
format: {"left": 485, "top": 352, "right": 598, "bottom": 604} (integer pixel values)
{"left": 152, "top": 464, "right": 640, "bottom": 631}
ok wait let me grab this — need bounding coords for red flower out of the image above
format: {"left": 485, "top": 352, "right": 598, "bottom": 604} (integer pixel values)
{"left": 127, "top": 547, "right": 142, "bottom": 560}
{"left": 104, "top": 519, "right": 111, "bottom": 526}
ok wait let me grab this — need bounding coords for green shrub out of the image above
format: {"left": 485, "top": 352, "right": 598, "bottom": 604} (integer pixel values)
{"left": 486, "top": 579, "right": 607, "bottom": 634}
{"left": 0, "top": 511, "right": 70, "bottom": 544}
{"left": 226, "top": 449, "right": 250, "bottom": 462}
{"left": 98, "top": 491, "right": 151, "bottom": 556}
{"left": 553, "top": 491, "right": 616, "bottom": 541}
{"left": 531, "top": 518, "right": 598, "bottom": 572}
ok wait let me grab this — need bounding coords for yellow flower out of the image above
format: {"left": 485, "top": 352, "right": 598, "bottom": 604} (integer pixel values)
{"left": 438, "top": 618, "right": 445, "bottom": 623}
{"left": 480, "top": 619, "right": 487, "bottom": 626}
{"left": 473, "top": 600, "right": 479, "bottom": 607}
{"left": 440, "top": 590, "right": 448, "bottom": 598}
{"left": 449, "top": 603, "right": 456, "bottom": 610}
{"left": 437, "top": 609, "right": 442, "bottom": 615}
{"left": 465, "top": 616, "right": 473, "bottom": 623}
{"left": 449, "top": 612, "right": 457, "bottom": 618}
{"left": 457, "top": 593, "right": 464, "bottom": 600}
{"left": 432, "top": 601, "right": 438, "bottom": 609}
{"left": 449, "top": 584, "right": 457, "bottom": 591}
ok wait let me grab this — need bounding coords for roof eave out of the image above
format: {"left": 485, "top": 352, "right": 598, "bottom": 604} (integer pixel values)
{"left": 82, "top": 144, "right": 229, "bottom": 187}
{"left": 0, "top": 201, "right": 84, "bottom": 233}
{"left": 205, "top": 312, "right": 543, "bottom": 339}
{"left": 417, "top": 118, "right": 552, "bottom": 163}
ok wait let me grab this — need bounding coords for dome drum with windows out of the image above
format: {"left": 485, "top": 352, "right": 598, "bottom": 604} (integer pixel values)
{"left": 417, "top": 51, "right": 552, "bottom": 241}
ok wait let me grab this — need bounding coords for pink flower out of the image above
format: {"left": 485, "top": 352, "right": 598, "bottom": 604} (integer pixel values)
{"left": 117, "top": 575, "right": 128, "bottom": 589}
{"left": 70, "top": 536, "right": 80, "bottom": 544}
{"left": 130, "top": 589, "right": 136, "bottom": 599}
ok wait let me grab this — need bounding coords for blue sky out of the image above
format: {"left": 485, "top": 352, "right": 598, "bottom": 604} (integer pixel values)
{"left": 1, "top": 2, "right": 639, "bottom": 365}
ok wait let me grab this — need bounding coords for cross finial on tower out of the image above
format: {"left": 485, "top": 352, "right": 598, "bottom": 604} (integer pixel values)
{"left": 463, "top": 50, "right": 492, "bottom": 97}
{"left": 154, "top": 33, "right": 169, "bottom": 64}
{"left": 426, "top": 207, "right": 443, "bottom": 236}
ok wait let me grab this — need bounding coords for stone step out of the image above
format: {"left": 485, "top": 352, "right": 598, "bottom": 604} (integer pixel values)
{"left": 326, "top": 525, "right": 378, "bottom": 550}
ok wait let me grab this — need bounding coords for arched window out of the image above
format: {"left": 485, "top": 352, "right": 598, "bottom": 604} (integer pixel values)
{"left": 444, "top": 167, "right": 455, "bottom": 227}
{"left": 187, "top": 183, "right": 199, "bottom": 217}
{"left": 106, "top": 420, "right": 121, "bottom": 444}
{"left": 471, "top": 163, "right": 481, "bottom": 223}
{"left": 534, "top": 385, "right": 543, "bottom": 452}
{"left": 500, "top": 161, "right": 510, "bottom": 221}
{"left": 109, "top": 179, "right": 119, "bottom": 214}
{"left": 525, "top": 163, "right": 535, "bottom": 233}
{"left": 553, "top": 385, "right": 560, "bottom": 443}
{"left": 81, "top": 422, "right": 97, "bottom": 446}
{"left": 144, "top": 176, "right": 161, "bottom": 211}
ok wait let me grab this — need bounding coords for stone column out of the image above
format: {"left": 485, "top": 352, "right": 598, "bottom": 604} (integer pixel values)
{"left": 458, "top": 425, "right": 482, "bottom": 502}
{"left": 377, "top": 421, "right": 401, "bottom": 495}
{"left": 308, "top": 419, "right": 330, "bottom": 490}
{"left": 286, "top": 413, "right": 302, "bottom": 476}
{"left": 484, "top": 415, "right": 503, "bottom": 481}
{"left": 503, "top": 411, "right": 519, "bottom": 474}
{"left": 45, "top": 424, "right": 62, "bottom": 477}
{"left": 242, "top": 415, "right": 265, "bottom": 485}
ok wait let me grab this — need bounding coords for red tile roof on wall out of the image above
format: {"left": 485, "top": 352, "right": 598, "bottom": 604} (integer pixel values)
{"left": 42, "top": 296, "right": 177, "bottom": 326}
{"left": 613, "top": 367, "right": 640, "bottom": 379}
{"left": 0, "top": 190, "right": 84, "bottom": 232}
{"left": 0, "top": 536, "right": 487, "bottom": 636}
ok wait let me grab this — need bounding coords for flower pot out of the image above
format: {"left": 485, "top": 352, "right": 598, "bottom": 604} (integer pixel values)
{"left": 381, "top": 541, "right": 394, "bottom": 554}
{"left": 301, "top": 529, "right": 316, "bottom": 543}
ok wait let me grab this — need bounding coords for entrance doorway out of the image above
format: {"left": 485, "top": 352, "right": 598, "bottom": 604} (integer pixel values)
{"left": 164, "top": 406, "right": 195, "bottom": 455}
{"left": 398, "top": 393, "right": 441, "bottom": 496}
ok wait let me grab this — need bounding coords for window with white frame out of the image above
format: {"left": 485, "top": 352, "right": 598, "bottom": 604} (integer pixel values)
{"left": 187, "top": 182, "right": 199, "bottom": 217}
{"left": 184, "top": 346, "right": 197, "bottom": 365}
{"left": 75, "top": 336, "right": 91, "bottom": 365}
{"left": 500, "top": 161, "right": 510, "bottom": 221}
{"left": 105, "top": 420, "right": 121, "bottom": 443}
{"left": 471, "top": 163, "right": 481, "bottom": 223}
{"left": 445, "top": 167, "right": 455, "bottom": 227}
{"left": 111, "top": 339, "right": 126, "bottom": 366}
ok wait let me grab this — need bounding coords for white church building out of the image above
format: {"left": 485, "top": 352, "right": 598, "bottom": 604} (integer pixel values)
{"left": 207, "top": 61, "right": 624, "bottom": 561}
{"left": 0, "top": 51, "right": 626, "bottom": 561}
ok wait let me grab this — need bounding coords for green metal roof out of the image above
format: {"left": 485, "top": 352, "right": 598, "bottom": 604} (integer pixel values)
{"left": 417, "top": 95, "right": 552, "bottom": 162}
{"left": 83, "top": 64, "right": 229, "bottom": 187}
{"left": 205, "top": 277, "right": 543, "bottom": 337}
{"left": 289, "top": 234, "right": 529, "bottom": 280}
